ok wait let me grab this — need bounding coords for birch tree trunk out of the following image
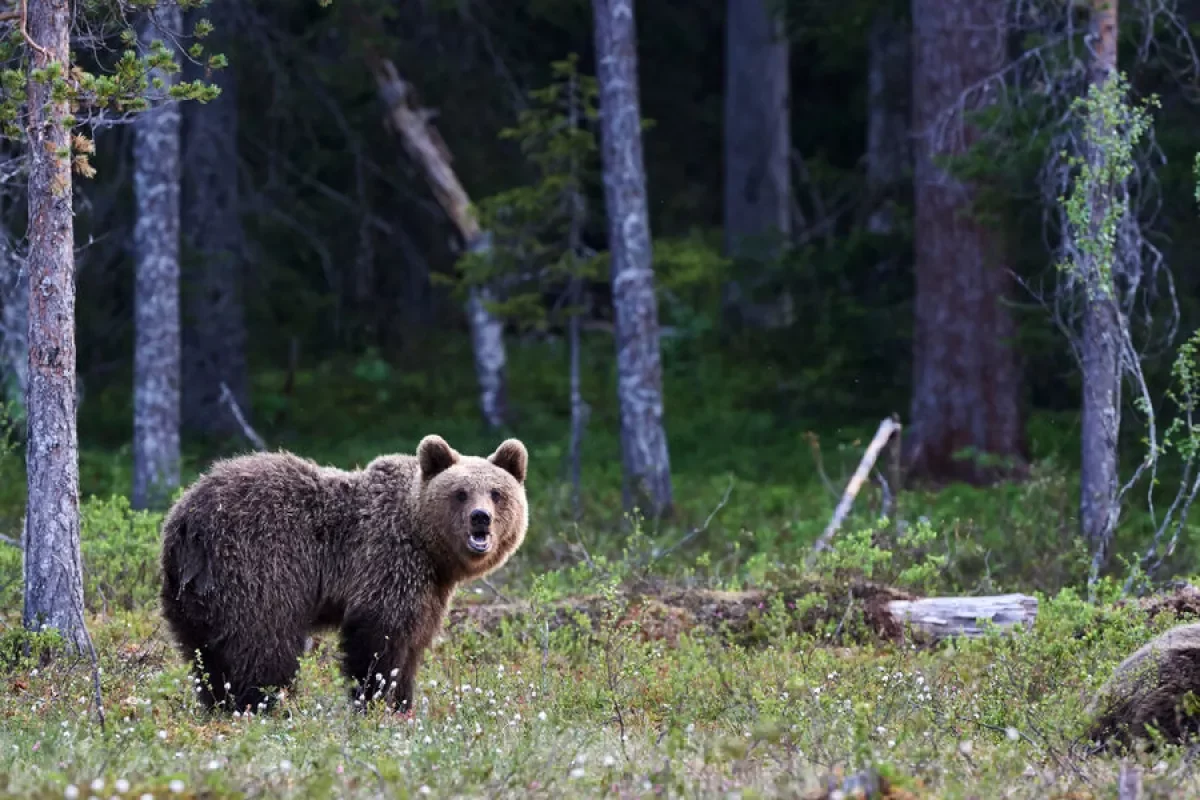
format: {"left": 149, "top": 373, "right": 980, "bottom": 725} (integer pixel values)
{"left": 592, "top": 0, "right": 674, "bottom": 517}
{"left": 1080, "top": 0, "right": 1121, "bottom": 567}
{"left": 722, "top": 0, "right": 792, "bottom": 329}
{"left": 181, "top": 0, "right": 249, "bottom": 437}
{"left": 132, "top": 8, "right": 182, "bottom": 510}
{"left": 906, "top": 0, "right": 1028, "bottom": 486}
{"left": 23, "top": 0, "right": 90, "bottom": 654}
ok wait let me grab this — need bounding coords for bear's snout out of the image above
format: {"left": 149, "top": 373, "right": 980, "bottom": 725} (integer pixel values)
{"left": 469, "top": 509, "right": 492, "bottom": 529}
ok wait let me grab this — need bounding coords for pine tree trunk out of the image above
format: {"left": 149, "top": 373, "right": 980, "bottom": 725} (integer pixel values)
{"left": 906, "top": 0, "right": 1027, "bottom": 486}
{"left": 132, "top": 8, "right": 182, "bottom": 510}
{"left": 592, "top": 0, "right": 674, "bottom": 517}
{"left": 1080, "top": 0, "right": 1121, "bottom": 568}
{"left": 23, "top": 0, "right": 89, "bottom": 654}
{"left": 181, "top": 0, "right": 249, "bottom": 437}
{"left": 722, "top": 0, "right": 792, "bottom": 329}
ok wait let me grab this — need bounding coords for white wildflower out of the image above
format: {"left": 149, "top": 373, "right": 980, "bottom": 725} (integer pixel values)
{"left": 168, "top": 779, "right": 185, "bottom": 794}
{"left": 1006, "top": 727, "right": 1019, "bottom": 742}
{"left": 569, "top": 767, "right": 585, "bottom": 779}
{"left": 64, "top": 786, "right": 79, "bottom": 800}
{"left": 114, "top": 780, "right": 130, "bottom": 793}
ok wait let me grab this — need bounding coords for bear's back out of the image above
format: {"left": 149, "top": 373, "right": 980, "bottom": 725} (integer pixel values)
{"left": 169, "top": 451, "right": 360, "bottom": 548}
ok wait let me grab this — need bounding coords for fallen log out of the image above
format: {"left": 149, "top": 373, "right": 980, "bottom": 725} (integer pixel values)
{"left": 885, "top": 593, "right": 1039, "bottom": 640}
{"left": 445, "top": 582, "right": 1038, "bottom": 646}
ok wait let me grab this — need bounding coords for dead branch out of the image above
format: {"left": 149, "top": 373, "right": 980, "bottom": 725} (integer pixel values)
{"left": 0, "top": 532, "right": 21, "bottom": 549}
{"left": 807, "top": 415, "right": 903, "bottom": 563}
{"left": 218, "top": 382, "right": 266, "bottom": 451}
{"left": 372, "top": 58, "right": 483, "bottom": 246}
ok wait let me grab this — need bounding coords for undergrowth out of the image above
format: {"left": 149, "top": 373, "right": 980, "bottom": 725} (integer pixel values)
{"left": 1, "top": 338, "right": 1200, "bottom": 796}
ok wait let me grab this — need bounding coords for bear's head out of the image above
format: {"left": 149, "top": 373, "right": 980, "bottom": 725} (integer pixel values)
{"left": 416, "top": 434, "right": 529, "bottom": 582}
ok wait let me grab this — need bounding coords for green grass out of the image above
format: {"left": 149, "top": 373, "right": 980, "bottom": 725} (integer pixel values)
{"left": 2, "top": 334, "right": 1200, "bottom": 797}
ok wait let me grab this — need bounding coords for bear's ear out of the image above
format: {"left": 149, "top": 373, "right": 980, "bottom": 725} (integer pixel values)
{"left": 488, "top": 438, "right": 528, "bottom": 484}
{"left": 418, "top": 435, "right": 459, "bottom": 480}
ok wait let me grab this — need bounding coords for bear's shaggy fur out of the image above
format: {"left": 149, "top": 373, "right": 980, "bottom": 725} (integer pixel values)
{"left": 1087, "top": 623, "right": 1200, "bottom": 749}
{"left": 159, "top": 435, "right": 528, "bottom": 714}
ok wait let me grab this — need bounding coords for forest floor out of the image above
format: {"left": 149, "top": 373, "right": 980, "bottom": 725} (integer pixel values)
{"left": 2, "top": 340, "right": 1200, "bottom": 797}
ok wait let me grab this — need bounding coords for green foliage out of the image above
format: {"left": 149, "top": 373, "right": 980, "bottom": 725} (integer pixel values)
{"left": 0, "top": 495, "right": 164, "bottom": 613}
{"left": 1056, "top": 72, "right": 1158, "bottom": 297}
{"left": 0, "top": 558, "right": 1196, "bottom": 796}
{"left": 455, "top": 54, "right": 605, "bottom": 332}
{"left": 0, "top": 1, "right": 222, "bottom": 169}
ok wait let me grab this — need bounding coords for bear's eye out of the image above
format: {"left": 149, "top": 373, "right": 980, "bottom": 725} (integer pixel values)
{"left": 490, "top": 489, "right": 502, "bottom": 503}
{"left": 455, "top": 489, "right": 468, "bottom": 503}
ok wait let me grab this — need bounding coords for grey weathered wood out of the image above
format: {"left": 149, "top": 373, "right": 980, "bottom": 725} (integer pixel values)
{"left": 132, "top": 6, "right": 182, "bottom": 510}
{"left": 372, "top": 59, "right": 508, "bottom": 429}
{"left": 1078, "top": 0, "right": 1122, "bottom": 575}
{"left": 23, "top": 0, "right": 90, "bottom": 654}
{"left": 592, "top": 0, "right": 673, "bottom": 516}
{"left": 885, "top": 594, "right": 1038, "bottom": 639}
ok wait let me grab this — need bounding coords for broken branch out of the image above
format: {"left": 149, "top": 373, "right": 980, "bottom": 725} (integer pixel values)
{"left": 219, "top": 382, "right": 267, "bottom": 452}
{"left": 807, "top": 415, "right": 903, "bottom": 564}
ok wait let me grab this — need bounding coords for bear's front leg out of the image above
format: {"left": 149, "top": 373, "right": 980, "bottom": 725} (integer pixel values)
{"left": 340, "top": 611, "right": 419, "bottom": 713}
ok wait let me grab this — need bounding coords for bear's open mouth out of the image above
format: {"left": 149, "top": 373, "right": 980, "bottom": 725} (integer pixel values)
{"left": 467, "top": 530, "right": 492, "bottom": 554}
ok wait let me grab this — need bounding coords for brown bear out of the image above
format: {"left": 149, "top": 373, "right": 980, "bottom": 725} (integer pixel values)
{"left": 159, "top": 434, "right": 528, "bottom": 714}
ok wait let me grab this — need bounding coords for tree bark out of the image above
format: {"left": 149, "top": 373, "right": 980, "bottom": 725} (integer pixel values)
{"left": 865, "top": 6, "right": 910, "bottom": 235}
{"left": 132, "top": 8, "right": 183, "bottom": 510}
{"left": 906, "top": 0, "right": 1028, "bottom": 485}
{"left": 23, "top": 0, "right": 90, "bottom": 654}
{"left": 370, "top": 58, "right": 508, "bottom": 428}
{"left": 181, "top": 0, "right": 249, "bottom": 437}
{"left": 592, "top": 0, "right": 674, "bottom": 517}
{"left": 722, "top": 0, "right": 793, "bottom": 329}
{"left": 1080, "top": 0, "right": 1121, "bottom": 567}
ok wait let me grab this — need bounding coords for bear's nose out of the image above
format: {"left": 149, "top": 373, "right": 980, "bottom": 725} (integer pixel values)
{"left": 470, "top": 509, "right": 492, "bottom": 528}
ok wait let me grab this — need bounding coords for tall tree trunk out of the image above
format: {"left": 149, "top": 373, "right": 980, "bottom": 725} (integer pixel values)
{"left": 181, "top": 0, "right": 249, "bottom": 437}
{"left": 1080, "top": 0, "right": 1121, "bottom": 568}
{"left": 592, "top": 0, "right": 674, "bottom": 517}
{"left": 865, "top": 6, "right": 910, "bottom": 235}
{"left": 132, "top": 8, "right": 183, "bottom": 510}
{"left": 722, "top": 0, "right": 793, "bottom": 329}
{"left": 23, "top": 0, "right": 89, "bottom": 654}
{"left": 906, "top": 0, "right": 1028, "bottom": 485}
